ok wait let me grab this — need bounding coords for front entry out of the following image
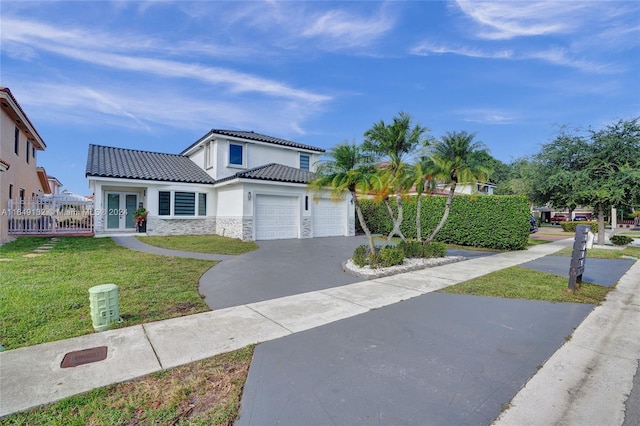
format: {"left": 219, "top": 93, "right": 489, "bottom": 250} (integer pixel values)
{"left": 106, "top": 193, "right": 138, "bottom": 231}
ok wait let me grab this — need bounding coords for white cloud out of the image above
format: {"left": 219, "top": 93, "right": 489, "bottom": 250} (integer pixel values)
{"left": 453, "top": 1, "right": 590, "bottom": 40}
{"left": 15, "top": 82, "right": 323, "bottom": 136}
{"left": 302, "top": 8, "right": 395, "bottom": 49}
{"left": 1, "top": 17, "right": 331, "bottom": 104}
{"left": 410, "top": 41, "right": 513, "bottom": 59}
{"left": 455, "top": 108, "right": 518, "bottom": 124}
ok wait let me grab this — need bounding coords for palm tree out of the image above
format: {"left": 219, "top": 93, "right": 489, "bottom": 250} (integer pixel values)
{"left": 425, "top": 131, "right": 490, "bottom": 244}
{"left": 409, "top": 156, "right": 438, "bottom": 242}
{"left": 363, "top": 112, "right": 429, "bottom": 245}
{"left": 309, "top": 142, "right": 378, "bottom": 253}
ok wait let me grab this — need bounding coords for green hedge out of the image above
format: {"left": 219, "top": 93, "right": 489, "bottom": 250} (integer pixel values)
{"left": 356, "top": 195, "right": 530, "bottom": 250}
{"left": 561, "top": 221, "right": 598, "bottom": 233}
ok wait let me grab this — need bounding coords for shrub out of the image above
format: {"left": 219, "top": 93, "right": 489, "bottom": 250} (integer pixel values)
{"left": 352, "top": 245, "right": 368, "bottom": 267}
{"left": 379, "top": 246, "right": 404, "bottom": 267}
{"left": 610, "top": 235, "right": 634, "bottom": 246}
{"left": 356, "top": 195, "right": 530, "bottom": 250}
{"left": 423, "top": 242, "right": 447, "bottom": 258}
{"left": 561, "top": 221, "right": 598, "bottom": 233}
{"left": 368, "top": 250, "right": 382, "bottom": 268}
{"left": 396, "top": 240, "right": 425, "bottom": 258}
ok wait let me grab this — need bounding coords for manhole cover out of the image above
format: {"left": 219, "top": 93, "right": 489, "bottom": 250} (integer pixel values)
{"left": 61, "top": 346, "right": 108, "bottom": 368}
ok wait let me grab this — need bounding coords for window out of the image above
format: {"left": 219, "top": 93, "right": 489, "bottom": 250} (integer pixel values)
{"left": 174, "top": 192, "right": 196, "bottom": 216}
{"left": 300, "top": 154, "right": 310, "bottom": 171}
{"left": 26, "top": 141, "right": 30, "bottom": 163}
{"left": 229, "top": 143, "right": 244, "bottom": 166}
{"left": 158, "top": 191, "right": 204, "bottom": 216}
{"left": 9, "top": 184, "right": 13, "bottom": 199}
{"left": 198, "top": 193, "right": 207, "bottom": 216}
{"left": 19, "top": 188, "right": 25, "bottom": 201}
{"left": 32, "top": 146, "right": 36, "bottom": 161}
{"left": 205, "top": 141, "right": 212, "bottom": 169}
{"left": 14, "top": 127, "right": 19, "bottom": 155}
{"left": 158, "top": 191, "right": 171, "bottom": 215}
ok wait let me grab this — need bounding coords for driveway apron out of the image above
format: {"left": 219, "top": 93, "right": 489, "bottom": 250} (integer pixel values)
{"left": 237, "top": 292, "right": 593, "bottom": 426}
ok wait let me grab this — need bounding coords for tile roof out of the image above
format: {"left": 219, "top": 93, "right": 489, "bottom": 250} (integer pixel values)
{"left": 216, "top": 163, "right": 315, "bottom": 185}
{"left": 183, "top": 129, "right": 325, "bottom": 154}
{"left": 1, "top": 87, "right": 46, "bottom": 149}
{"left": 85, "top": 144, "right": 215, "bottom": 184}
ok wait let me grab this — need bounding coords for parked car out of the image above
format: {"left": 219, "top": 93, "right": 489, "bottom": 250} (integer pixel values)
{"left": 573, "top": 215, "right": 589, "bottom": 221}
{"left": 551, "top": 213, "right": 569, "bottom": 225}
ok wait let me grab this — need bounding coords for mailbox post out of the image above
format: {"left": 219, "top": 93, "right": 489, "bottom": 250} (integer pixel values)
{"left": 568, "top": 225, "right": 590, "bottom": 291}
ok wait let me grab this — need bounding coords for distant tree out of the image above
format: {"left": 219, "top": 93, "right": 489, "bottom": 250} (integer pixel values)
{"left": 309, "top": 142, "right": 378, "bottom": 253}
{"left": 494, "top": 157, "right": 537, "bottom": 203}
{"left": 578, "top": 118, "right": 640, "bottom": 244}
{"left": 425, "top": 131, "right": 490, "bottom": 244}
{"left": 531, "top": 128, "right": 590, "bottom": 215}
{"left": 531, "top": 119, "right": 640, "bottom": 244}
{"left": 362, "top": 112, "right": 430, "bottom": 245}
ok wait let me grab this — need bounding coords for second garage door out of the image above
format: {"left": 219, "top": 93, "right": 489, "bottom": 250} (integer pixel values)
{"left": 255, "top": 194, "right": 299, "bottom": 240}
{"left": 313, "top": 198, "right": 345, "bottom": 237}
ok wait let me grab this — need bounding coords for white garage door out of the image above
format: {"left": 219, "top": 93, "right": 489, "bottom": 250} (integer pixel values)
{"left": 313, "top": 198, "right": 345, "bottom": 237}
{"left": 255, "top": 195, "right": 299, "bottom": 240}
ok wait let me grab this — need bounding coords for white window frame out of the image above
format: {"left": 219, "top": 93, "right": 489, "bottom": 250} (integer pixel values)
{"left": 299, "top": 153, "right": 310, "bottom": 171}
{"left": 228, "top": 142, "right": 246, "bottom": 168}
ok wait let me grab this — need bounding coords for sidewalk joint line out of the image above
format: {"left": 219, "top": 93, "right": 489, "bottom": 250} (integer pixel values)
{"left": 141, "top": 324, "right": 164, "bottom": 370}
{"left": 244, "top": 304, "right": 295, "bottom": 334}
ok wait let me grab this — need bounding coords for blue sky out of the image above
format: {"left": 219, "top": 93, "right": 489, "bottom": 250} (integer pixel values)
{"left": 2, "top": 1, "right": 639, "bottom": 196}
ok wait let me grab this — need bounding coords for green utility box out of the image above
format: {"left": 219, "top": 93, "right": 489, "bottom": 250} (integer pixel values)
{"left": 89, "top": 284, "right": 120, "bottom": 332}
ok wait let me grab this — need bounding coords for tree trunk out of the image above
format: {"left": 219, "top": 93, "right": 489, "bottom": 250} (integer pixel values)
{"left": 352, "top": 191, "right": 376, "bottom": 253}
{"left": 425, "top": 183, "right": 456, "bottom": 244}
{"left": 597, "top": 203, "right": 605, "bottom": 245}
{"left": 384, "top": 193, "right": 406, "bottom": 245}
{"left": 416, "top": 193, "right": 423, "bottom": 242}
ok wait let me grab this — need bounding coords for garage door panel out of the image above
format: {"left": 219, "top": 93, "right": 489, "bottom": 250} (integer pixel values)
{"left": 255, "top": 195, "right": 299, "bottom": 240}
{"left": 313, "top": 198, "right": 345, "bottom": 237}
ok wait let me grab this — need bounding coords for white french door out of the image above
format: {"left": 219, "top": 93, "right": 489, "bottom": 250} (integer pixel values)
{"left": 106, "top": 193, "right": 138, "bottom": 230}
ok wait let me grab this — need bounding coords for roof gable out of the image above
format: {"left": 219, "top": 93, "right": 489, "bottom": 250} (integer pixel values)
{"left": 85, "top": 144, "right": 215, "bottom": 184}
{"left": 182, "top": 129, "right": 325, "bottom": 154}
{"left": 216, "top": 163, "right": 315, "bottom": 185}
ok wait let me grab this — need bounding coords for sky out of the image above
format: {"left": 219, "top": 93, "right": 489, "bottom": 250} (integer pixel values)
{"left": 1, "top": 0, "right": 639, "bottom": 196}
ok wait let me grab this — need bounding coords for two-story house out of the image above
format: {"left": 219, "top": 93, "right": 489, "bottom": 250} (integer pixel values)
{"left": 0, "top": 87, "right": 50, "bottom": 243}
{"left": 85, "top": 129, "right": 355, "bottom": 241}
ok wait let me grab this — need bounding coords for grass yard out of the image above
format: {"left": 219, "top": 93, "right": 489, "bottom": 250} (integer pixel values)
{"left": 2, "top": 345, "right": 254, "bottom": 426}
{"left": 0, "top": 237, "right": 215, "bottom": 350}
{"left": 137, "top": 235, "right": 258, "bottom": 255}
{"left": 553, "top": 245, "right": 640, "bottom": 259}
{"left": 440, "top": 266, "right": 610, "bottom": 304}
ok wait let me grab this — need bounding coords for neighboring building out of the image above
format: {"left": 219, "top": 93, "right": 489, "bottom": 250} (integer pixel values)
{"left": 86, "top": 129, "right": 355, "bottom": 241}
{"left": 0, "top": 87, "right": 50, "bottom": 243}
{"left": 47, "top": 175, "right": 63, "bottom": 195}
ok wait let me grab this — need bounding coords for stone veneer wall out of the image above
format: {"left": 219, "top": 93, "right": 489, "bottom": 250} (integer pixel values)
{"left": 93, "top": 214, "right": 105, "bottom": 236}
{"left": 147, "top": 217, "right": 216, "bottom": 236}
{"left": 215, "top": 217, "right": 244, "bottom": 240}
{"left": 302, "top": 217, "right": 312, "bottom": 238}
{"left": 348, "top": 215, "right": 356, "bottom": 236}
{"left": 242, "top": 218, "right": 253, "bottom": 241}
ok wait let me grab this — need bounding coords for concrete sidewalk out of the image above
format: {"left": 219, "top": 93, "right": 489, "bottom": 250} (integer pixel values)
{"left": 1, "top": 237, "right": 638, "bottom": 423}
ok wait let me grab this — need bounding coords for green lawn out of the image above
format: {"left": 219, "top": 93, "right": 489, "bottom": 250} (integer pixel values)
{"left": 136, "top": 235, "right": 258, "bottom": 254}
{"left": 2, "top": 345, "right": 254, "bottom": 426}
{"left": 0, "top": 237, "right": 216, "bottom": 350}
{"left": 553, "top": 245, "right": 640, "bottom": 259}
{"left": 440, "top": 266, "right": 610, "bottom": 304}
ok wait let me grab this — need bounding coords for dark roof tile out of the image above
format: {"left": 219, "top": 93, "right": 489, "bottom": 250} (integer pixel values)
{"left": 216, "top": 163, "right": 315, "bottom": 185}
{"left": 183, "top": 129, "right": 325, "bottom": 154}
{"left": 85, "top": 144, "right": 215, "bottom": 184}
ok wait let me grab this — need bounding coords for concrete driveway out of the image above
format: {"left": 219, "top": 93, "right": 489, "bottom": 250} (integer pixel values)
{"left": 199, "top": 236, "right": 496, "bottom": 310}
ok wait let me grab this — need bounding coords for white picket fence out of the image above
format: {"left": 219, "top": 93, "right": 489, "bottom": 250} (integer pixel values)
{"left": 7, "top": 197, "right": 94, "bottom": 235}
